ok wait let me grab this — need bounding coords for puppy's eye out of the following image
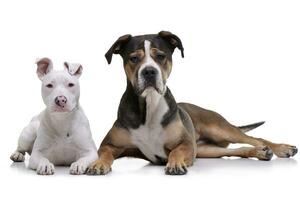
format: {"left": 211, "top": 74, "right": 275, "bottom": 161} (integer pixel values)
{"left": 130, "top": 56, "right": 139, "bottom": 64}
{"left": 46, "top": 84, "right": 53, "bottom": 88}
{"left": 68, "top": 83, "right": 75, "bottom": 87}
{"left": 156, "top": 53, "right": 166, "bottom": 61}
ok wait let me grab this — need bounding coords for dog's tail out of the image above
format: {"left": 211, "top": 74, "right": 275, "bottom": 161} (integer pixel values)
{"left": 237, "top": 121, "right": 265, "bottom": 133}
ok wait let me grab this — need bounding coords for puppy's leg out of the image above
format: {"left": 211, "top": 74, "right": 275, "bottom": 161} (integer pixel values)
{"left": 165, "top": 140, "right": 195, "bottom": 175}
{"left": 86, "top": 126, "right": 132, "bottom": 175}
{"left": 10, "top": 117, "right": 39, "bottom": 162}
{"left": 29, "top": 151, "right": 55, "bottom": 175}
{"left": 196, "top": 144, "right": 273, "bottom": 160}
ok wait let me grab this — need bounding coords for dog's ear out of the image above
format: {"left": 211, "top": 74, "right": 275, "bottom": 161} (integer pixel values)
{"left": 105, "top": 34, "right": 132, "bottom": 64}
{"left": 158, "top": 31, "right": 184, "bottom": 58}
{"left": 36, "top": 57, "right": 53, "bottom": 80}
{"left": 64, "top": 62, "right": 83, "bottom": 78}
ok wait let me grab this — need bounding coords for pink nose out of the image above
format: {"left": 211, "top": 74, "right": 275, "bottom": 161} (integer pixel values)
{"left": 54, "top": 95, "right": 67, "bottom": 107}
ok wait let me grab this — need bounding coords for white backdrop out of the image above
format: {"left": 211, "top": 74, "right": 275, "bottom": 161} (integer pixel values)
{"left": 0, "top": 0, "right": 299, "bottom": 199}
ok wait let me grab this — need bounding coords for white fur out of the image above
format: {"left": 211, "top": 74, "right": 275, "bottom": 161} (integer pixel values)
{"left": 138, "top": 40, "right": 166, "bottom": 95}
{"left": 130, "top": 88, "right": 169, "bottom": 162}
{"left": 10, "top": 59, "right": 98, "bottom": 175}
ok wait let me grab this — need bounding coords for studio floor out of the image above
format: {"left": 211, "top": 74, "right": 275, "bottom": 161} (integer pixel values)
{"left": 4, "top": 156, "right": 299, "bottom": 200}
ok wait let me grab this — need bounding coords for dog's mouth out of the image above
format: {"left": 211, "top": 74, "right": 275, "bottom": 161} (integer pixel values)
{"left": 136, "top": 83, "right": 165, "bottom": 97}
{"left": 50, "top": 105, "right": 71, "bottom": 113}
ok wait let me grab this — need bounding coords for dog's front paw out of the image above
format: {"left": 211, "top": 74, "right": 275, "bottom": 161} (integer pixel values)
{"left": 10, "top": 151, "right": 25, "bottom": 162}
{"left": 165, "top": 160, "right": 188, "bottom": 175}
{"left": 86, "top": 160, "right": 111, "bottom": 175}
{"left": 273, "top": 144, "right": 298, "bottom": 158}
{"left": 37, "top": 161, "right": 55, "bottom": 175}
{"left": 70, "top": 161, "right": 88, "bottom": 175}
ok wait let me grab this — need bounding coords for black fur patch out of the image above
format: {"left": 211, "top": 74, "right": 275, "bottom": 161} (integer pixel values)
{"left": 161, "top": 87, "right": 178, "bottom": 127}
{"left": 115, "top": 80, "right": 146, "bottom": 129}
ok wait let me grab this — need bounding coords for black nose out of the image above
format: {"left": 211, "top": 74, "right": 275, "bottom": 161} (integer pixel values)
{"left": 141, "top": 67, "right": 158, "bottom": 80}
{"left": 55, "top": 95, "right": 67, "bottom": 107}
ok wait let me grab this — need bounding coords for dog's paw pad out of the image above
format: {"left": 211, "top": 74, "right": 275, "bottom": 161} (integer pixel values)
{"left": 10, "top": 151, "right": 25, "bottom": 162}
{"left": 255, "top": 146, "right": 273, "bottom": 161}
{"left": 165, "top": 162, "right": 188, "bottom": 175}
{"left": 86, "top": 161, "right": 111, "bottom": 175}
{"left": 70, "top": 162, "right": 87, "bottom": 175}
{"left": 274, "top": 144, "right": 298, "bottom": 158}
{"left": 37, "top": 162, "right": 55, "bottom": 175}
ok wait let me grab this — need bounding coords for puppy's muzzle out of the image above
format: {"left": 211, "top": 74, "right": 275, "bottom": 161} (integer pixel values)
{"left": 141, "top": 66, "right": 158, "bottom": 87}
{"left": 55, "top": 95, "right": 67, "bottom": 108}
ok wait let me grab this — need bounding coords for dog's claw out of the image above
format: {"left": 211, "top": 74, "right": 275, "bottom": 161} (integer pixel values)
{"left": 86, "top": 161, "right": 111, "bottom": 175}
{"left": 292, "top": 146, "right": 298, "bottom": 156}
{"left": 165, "top": 162, "right": 188, "bottom": 175}
{"left": 10, "top": 151, "right": 25, "bottom": 162}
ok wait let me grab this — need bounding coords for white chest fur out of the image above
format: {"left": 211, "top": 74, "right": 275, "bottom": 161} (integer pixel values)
{"left": 130, "top": 89, "right": 169, "bottom": 163}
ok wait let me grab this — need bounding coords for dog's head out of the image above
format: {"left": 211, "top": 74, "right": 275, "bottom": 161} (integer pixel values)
{"left": 105, "top": 31, "right": 184, "bottom": 96}
{"left": 36, "top": 58, "right": 82, "bottom": 113}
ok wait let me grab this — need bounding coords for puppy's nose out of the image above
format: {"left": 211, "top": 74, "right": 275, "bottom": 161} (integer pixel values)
{"left": 141, "top": 67, "right": 158, "bottom": 80}
{"left": 55, "top": 95, "right": 67, "bottom": 107}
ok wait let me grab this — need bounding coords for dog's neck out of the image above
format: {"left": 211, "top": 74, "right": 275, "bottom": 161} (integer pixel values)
{"left": 44, "top": 105, "right": 79, "bottom": 136}
{"left": 116, "top": 81, "right": 178, "bottom": 129}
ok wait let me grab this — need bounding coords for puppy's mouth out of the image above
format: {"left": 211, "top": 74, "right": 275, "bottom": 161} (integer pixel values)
{"left": 50, "top": 105, "right": 71, "bottom": 113}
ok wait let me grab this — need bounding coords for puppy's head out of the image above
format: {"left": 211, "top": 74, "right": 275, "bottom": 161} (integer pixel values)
{"left": 36, "top": 58, "right": 82, "bottom": 113}
{"left": 105, "top": 31, "right": 184, "bottom": 96}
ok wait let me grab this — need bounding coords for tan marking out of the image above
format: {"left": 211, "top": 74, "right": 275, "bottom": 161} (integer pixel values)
{"left": 164, "top": 118, "right": 185, "bottom": 151}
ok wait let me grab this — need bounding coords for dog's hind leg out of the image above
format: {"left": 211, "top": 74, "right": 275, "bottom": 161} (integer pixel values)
{"left": 179, "top": 103, "right": 298, "bottom": 159}
{"left": 10, "top": 116, "right": 39, "bottom": 162}
{"left": 196, "top": 143, "right": 273, "bottom": 160}
{"left": 200, "top": 122, "right": 297, "bottom": 158}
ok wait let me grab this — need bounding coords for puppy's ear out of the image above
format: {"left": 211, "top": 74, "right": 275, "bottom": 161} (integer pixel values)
{"left": 105, "top": 34, "right": 132, "bottom": 64}
{"left": 158, "top": 31, "right": 184, "bottom": 58}
{"left": 64, "top": 62, "right": 83, "bottom": 78}
{"left": 36, "top": 57, "right": 53, "bottom": 80}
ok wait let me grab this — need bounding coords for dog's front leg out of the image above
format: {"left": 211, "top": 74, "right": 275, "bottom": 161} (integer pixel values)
{"left": 87, "top": 144, "right": 124, "bottom": 175}
{"left": 86, "top": 126, "right": 133, "bottom": 175}
{"left": 165, "top": 140, "right": 195, "bottom": 175}
{"left": 29, "top": 150, "right": 55, "bottom": 175}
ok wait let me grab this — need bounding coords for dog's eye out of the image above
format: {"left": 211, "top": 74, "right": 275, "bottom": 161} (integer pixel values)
{"left": 156, "top": 53, "right": 166, "bottom": 61}
{"left": 130, "top": 56, "right": 139, "bottom": 64}
{"left": 68, "top": 83, "right": 75, "bottom": 87}
{"left": 46, "top": 84, "right": 53, "bottom": 88}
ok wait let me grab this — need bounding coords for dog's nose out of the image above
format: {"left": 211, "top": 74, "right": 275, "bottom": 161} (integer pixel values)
{"left": 141, "top": 67, "right": 158, "bottom": 80}
{"left": 55, "top": 95, "right": 67, "bottom": 107}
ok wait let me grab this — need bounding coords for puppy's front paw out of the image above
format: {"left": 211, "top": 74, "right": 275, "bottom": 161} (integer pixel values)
{"left": 37, "top": 161, "right": 55, "bottom": 175}
{"left": 273, "top": 144, "right": 298, "bottom": 158}
{"left": 86, "top": 160, "right": 111, "bottom": 175}
{"left": 70, "top": 161, "right": 88, "bottom": 175}
{"left": 165, "top": 160, "right": 188, "bottom": 175}
{"left": 10, "top": 151, "right": 25, "bottom": 162}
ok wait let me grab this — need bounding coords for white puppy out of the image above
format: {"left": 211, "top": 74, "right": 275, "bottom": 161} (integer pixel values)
{"left": 10, "top": 58, "right": 98, "bottom": 175}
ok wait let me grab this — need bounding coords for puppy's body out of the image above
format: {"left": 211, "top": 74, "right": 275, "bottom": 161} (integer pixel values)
{"left": 10, "top": 58, "right": 98, "bottom": 175}
{"left": 87, "top": 31, "right": 297, "bottom": 175}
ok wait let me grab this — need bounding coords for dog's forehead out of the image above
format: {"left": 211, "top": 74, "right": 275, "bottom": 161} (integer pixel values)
{"left": 121, "top": 34, "right": 172, "bottom": 55}
{"left": 43, "top": 70, "right": 76, "bottom": 83}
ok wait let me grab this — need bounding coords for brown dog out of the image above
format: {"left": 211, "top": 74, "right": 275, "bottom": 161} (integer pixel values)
{"left": 87, "top": 31, "right": 297, "bottom": 175}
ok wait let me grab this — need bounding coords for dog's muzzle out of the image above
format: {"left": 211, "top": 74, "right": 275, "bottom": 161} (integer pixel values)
{"left": 141, "top": 66, "right": 158, "bottom": 88}
{"left": 54, "top": 95, "right": 67, "bottom": 108}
